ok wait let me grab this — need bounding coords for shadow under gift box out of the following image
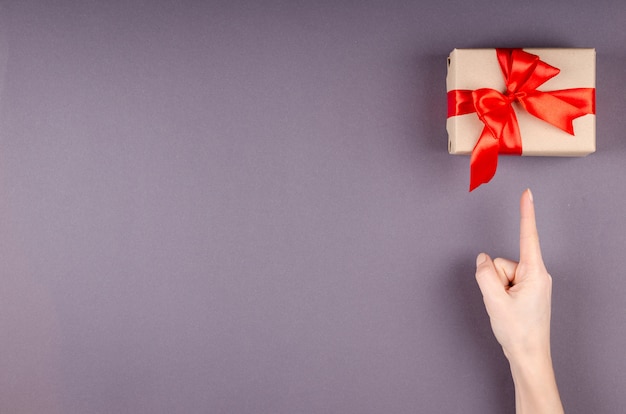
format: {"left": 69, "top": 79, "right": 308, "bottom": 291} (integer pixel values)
{"left": 446, "top": 48, "right": 596, "bottom": 156}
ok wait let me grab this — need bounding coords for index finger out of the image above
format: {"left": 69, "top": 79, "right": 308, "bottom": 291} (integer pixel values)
{"left": 519, "top": 188, "right": 543, "bottom": 266}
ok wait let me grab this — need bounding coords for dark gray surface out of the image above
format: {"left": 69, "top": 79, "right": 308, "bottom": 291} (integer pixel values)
{"left": 0, "top": 1, "right": 624, "bottom": 412}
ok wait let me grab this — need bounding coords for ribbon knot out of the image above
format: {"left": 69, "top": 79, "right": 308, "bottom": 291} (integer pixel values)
{"left": 447, "top": 49, "right": 595, "bottom": 191}
{"left": 508, "top": 91, "right": 526, "bottom": 101}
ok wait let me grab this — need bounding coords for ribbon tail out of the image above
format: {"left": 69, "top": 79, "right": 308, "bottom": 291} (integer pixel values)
{"left": 469, "top": 127, "right": 500, "bottom": 191}
{"left": 522, "top": 89, "right": 596, "bottom": 134}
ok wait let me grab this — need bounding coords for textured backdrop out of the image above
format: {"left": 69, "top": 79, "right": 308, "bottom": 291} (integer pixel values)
{"left": 0, "top": 0, "right": 624, "bottom": 412}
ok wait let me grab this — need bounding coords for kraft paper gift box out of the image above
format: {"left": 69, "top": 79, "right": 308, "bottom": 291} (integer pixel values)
{"left": 446, "top": 48, "right": 596, "bottom": 190}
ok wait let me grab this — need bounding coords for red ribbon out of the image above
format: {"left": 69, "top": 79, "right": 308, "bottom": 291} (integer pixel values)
{"left": 447, "top": 49, "right": 595, "bottom": 191}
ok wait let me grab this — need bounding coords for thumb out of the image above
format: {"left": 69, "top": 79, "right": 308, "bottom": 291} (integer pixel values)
{"left": 475, "top": 253, "right": 508, "bottom": 302}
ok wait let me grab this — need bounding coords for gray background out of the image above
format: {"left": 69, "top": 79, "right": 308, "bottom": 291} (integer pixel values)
{"left": 0, "top": 0, "right": 624, "bottom": 413}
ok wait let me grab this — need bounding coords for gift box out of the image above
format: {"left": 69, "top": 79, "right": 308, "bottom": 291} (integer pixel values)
{"left": 446, "top": 48, "right": 596, "bottom": 190}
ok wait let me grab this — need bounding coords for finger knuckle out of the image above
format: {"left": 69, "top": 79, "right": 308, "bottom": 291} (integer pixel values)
{"left": 475, "top": 266, "right": 491, "bottom": 281}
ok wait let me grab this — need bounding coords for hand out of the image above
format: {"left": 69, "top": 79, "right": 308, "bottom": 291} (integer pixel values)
{"left": 475, "top": 189, "right": 563, "bottom": 414}
{"left": 475, "top": 188, "right": 552, "bottom": 360}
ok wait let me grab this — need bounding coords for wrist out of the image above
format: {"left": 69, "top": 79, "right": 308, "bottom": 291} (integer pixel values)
{"left": 507, "top": 349, "right": 564, "bottom": 414}
{"left": 507, "top": 348, "right": 555, "bottom": 383}
{"left": 503, "top": 338, "right": 552, "bottom": 367}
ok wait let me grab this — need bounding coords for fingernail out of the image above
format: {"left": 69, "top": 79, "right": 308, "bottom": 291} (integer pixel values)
{"left": 527, "top": 188, "right": 533, "bottom": 202}
{"left": 476, "top": 253, "right": 487, "bottom": 266}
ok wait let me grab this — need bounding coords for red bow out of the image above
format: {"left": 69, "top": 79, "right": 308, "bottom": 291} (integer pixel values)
{"left": 447, "top": 49, "right": 595, "bottom": 191}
